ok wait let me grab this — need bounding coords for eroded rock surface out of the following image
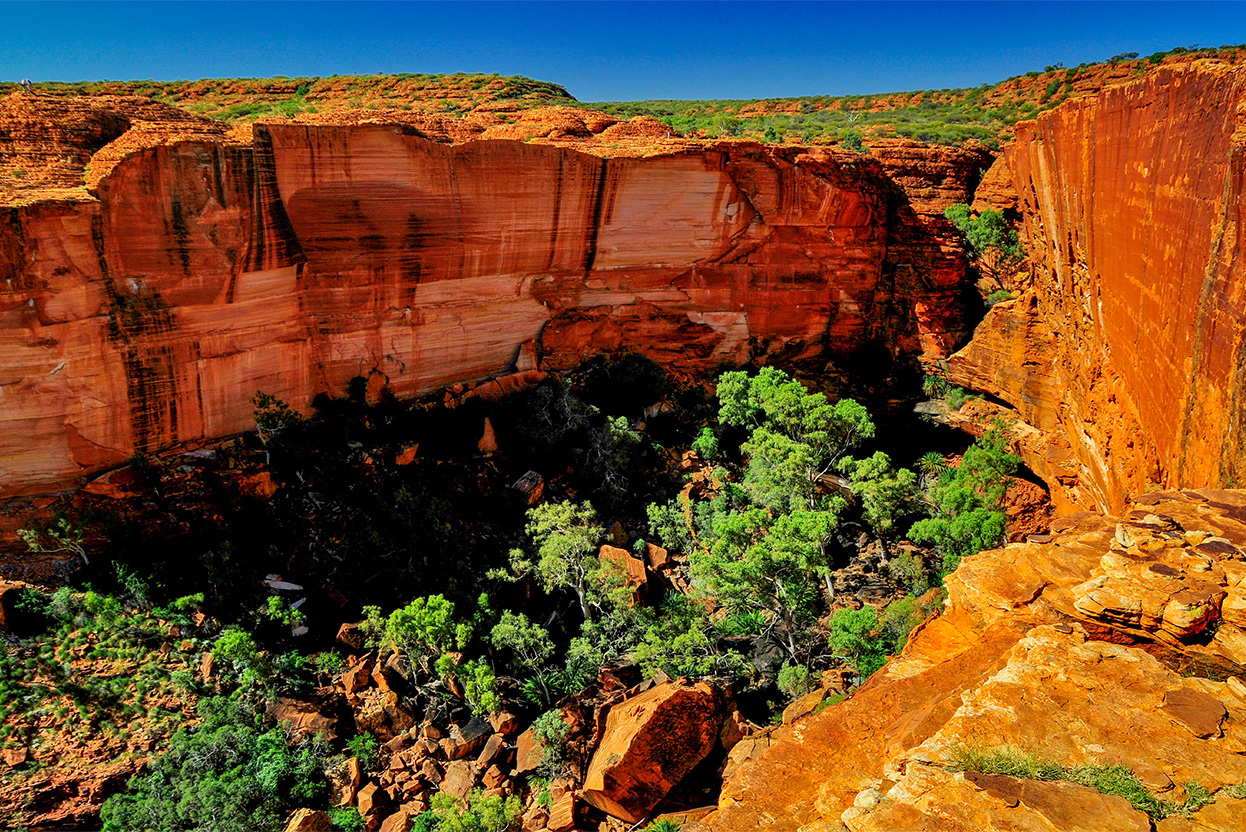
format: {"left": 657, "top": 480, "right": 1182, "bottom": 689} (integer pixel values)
{"left": 694, "top": 490, "right": 1246, "bottom": 832}
{"left": 0, "top": 92, "right": 989, "bottom": 496}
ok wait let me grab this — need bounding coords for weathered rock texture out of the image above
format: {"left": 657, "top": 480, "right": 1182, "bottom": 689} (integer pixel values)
{"left": 0, "top": 92, "right": 989, "bottom": 495}
{"left": 693, "top": 489, "right": 1246, "bottom": 832}
{"left": 948, "top": 61, "right": 1246, "bottom": 513}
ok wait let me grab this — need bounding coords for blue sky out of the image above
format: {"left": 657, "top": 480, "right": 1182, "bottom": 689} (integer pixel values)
{"left": 3, "top": 2, "right": 1243, "bottom": 101}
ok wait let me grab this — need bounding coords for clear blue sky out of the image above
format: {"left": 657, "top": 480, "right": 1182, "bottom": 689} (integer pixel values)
{"left": 3, "top": 1, "right": 1243, "bottom": 101}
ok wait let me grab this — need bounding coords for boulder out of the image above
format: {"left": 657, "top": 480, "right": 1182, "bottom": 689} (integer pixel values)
{"left": 441, "top": 717, "right": 491, "bottom": 760}
{"left": 283, "top": 808, "right": 331, "bottom": 832}
{"left": 357, "top": 782, "right": 388, "bottom": 820}
{"left": 489, "top": 710, "right": 520, "bottom": 737}
{"left": 476, "top": 734, "right": 505, "bottom": 768}
{"left": 378, "top": 810, "right": 413, "bottom": 832}
{"left": 441, "top": 759, "right": 478, "bottom": 800}
{"left": 268, "top": 696, "right": 341, "bottom": 741}
{"left": 336, "top": 621, "right": 366, "bottom": 652}
{"left": 581, "top": 681, "right": 722, "bottom": 822}
{"left": 328, "top": 757, "right": 362, "bottom": 807}
{"left": 598, "top": 545, "right": 650, "bottom": 604}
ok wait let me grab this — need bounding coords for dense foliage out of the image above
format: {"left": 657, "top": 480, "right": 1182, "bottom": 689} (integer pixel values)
{"left": 909, "top": 424, "right": 1019, "bottom": 573}
{"left": 101, "top": 697, "right": 329, "bottom": 832}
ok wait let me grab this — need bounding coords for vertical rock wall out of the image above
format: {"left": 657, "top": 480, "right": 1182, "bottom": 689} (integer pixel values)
{"left": 0, "top": 109, "right": 988, "bottom": 496}
{"left": 949, "top": 63, "right": 1246, "bottom": 511}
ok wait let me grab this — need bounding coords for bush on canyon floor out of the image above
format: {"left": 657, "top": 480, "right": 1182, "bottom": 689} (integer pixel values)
{"left": 909, "top": 423, "right": 1019, "bottom": 573}
{"left": 0, "top": 588, "right": 202, "bottom": 763}
{"left": 418, "top": 789, "right": 524, "bottom": 832}
{"left": 100, "top": 696, "right": 329, "bottom": 832}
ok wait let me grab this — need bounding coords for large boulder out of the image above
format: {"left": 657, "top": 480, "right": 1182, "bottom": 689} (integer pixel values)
{"left": 581, "top": 680, "right": 722, "bottom": 822}
{"left": 283, "top": 808, "right": 331, "bottom": 832}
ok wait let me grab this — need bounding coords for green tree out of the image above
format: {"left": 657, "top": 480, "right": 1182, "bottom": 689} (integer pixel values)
{"left": 490, "top": 611, "right": 556, "bottom": 706}
{"left": 18, "top": 516, "right": 89, "bottom": 566}
{"left": 944, "top": 204, "right": 1023, "bottom": 282}
{"left": 827, "top": 606, "right": 887, "bottom": 679}
{"left": 373, "top": 594, "right": 471, "bottom": 676}
{"left": 691, "top": 508, "right": 839, "bottom": 661}
{"left": 459, "top": 659, "right": 501, "bottom": 716}
{"left": 838, "top": 451, "right": 921, "bottom": 535}
{"left": 423, "top": 790, "right": 523, "bottom": 832}
{"left": 719, "top": 368, "right": 874, "bottom": 511}
{"left": 909, "top": 424, "right": 1019, "bottom": 573}
{"left": 101, "top": 697, "right": 328, "bottom": 832}
{"left": 507, "top": 501, "right": 605, "bottom": 621}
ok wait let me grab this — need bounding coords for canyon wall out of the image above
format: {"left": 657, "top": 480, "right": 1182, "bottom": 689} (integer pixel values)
{"left": 0, "top": 94, "right": 989, "bottom": 496}
{"left": 948, "top": 62, "right": 1246, "bottom": 512}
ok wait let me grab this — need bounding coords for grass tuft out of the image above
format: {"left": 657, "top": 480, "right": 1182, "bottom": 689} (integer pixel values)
{"left": 949, "top": 746, "right": 1220, "bottom": 821}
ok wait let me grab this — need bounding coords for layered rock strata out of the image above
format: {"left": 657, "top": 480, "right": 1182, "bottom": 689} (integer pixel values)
{"left": 694, "top": 489, "right": 1246, "bottom": 832}
{"left": 948, "top": 61, "right": 1246, "bottom": 512}
{"left": 0, "top": 92, "right": 989, "bottom": 496}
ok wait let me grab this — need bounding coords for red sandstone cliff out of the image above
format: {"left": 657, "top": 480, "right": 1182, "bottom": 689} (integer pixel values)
{"left": 947, "top": 60, "right": 1246, "bottom": 513}
{"left": 0, "top": 94, "right": 988, "bottom": 496}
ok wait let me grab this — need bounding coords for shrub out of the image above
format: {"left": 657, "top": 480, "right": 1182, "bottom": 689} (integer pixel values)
{"left": 530, "top": 710, "right": 571, "bottom": 780}
{"left": 948, "top": 746, "right": 1198, "bottom": 821}
{"left": 691, "top": 426, "right": 720, "bottom": 460}
{"left": 827, "top": 606, "right": 887, "bottom": 679}
{"left": 423, "top": 789, "right": 523, "bottom": 832}
{"left": 909, "top": 423, "right": 1019, "bottom": 573}
{"left": 776, "top": 663, "right": 813, "bottom": 699}
{"left": 841, "top": 131, "right": 867, "bottom": 153}
{"left": 347, "top": 731, "right": 379, "bottom": 770}
{"left": 328, "top": 806, "right": 367, "bottom": 831}
{"left": 100, "top": 697, "right": 328, "bottom": 832}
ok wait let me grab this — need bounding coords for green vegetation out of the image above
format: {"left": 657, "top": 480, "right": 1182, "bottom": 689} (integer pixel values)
{"left": 417, "top": 789, "right": 523, "bottom": 832}
{"left": 909, "top": 423, "right": 1019, "bottom": 574}
{"left": 529, "top": 710, "right": 572, "bottom": 780}
{"left": 329, "top": 806, "right": 367, "bottom": 832}
{"left": 100, "top": 697, "right": 328, "bottom": 832}
{"left": 0, "top": 585, "right": 203, "bottom": 763}
{"left": 643, "top": 820, "right": 683, "bottom": 832}
{"left": 949, "top": 746, "right": 1219, "bottom": 821}
{"left": 504, "top": 501, "right": 606, "bottom": 621}
{"left": 944, "top": 204, "right": 1024, "bottom": 288}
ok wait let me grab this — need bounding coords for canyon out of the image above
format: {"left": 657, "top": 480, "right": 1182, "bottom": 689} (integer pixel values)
{"left": 4, "top": 51, "right": 1246, "bottom": 832}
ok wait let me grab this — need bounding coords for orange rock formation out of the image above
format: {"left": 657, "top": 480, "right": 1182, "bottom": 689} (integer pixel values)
{"left": 948, "top": 61, "right": 1246, "bottom": 513}
{"left": 695, "top": 490, "right": 1246, "bottom": 831}
{"left": 0, "top": 94, "right": 988, "bottom": 496}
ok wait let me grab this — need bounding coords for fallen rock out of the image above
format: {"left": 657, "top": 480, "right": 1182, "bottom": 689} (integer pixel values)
{"left": 581, "top": 680, "right": 722, "bottom": 823}
{"left": 441, "top": 759, "right": 478, "bottom": 800}
{"left": 598, "top": 545, "right": 650, "bottom": 604}
{"left": 378, "top": 810, "right": 413, "bottom": 832}
{"left": 0, "top": 582, "right": 23, "bottom": 632}
{"left": 357, "top": 782, "right": 388, "bottom": 820}
{"left": 337, "top": 621, "right": 366, "bottom": 652}
{"left": 328, "top": 757, "right": 362, "bottom": 807}
{"left": 283, "top": 808, "right": 332, "bottom": 832}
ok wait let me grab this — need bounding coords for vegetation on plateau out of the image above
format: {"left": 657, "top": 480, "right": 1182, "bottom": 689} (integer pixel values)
{"left": 950, "top": 746, "right": 1220, "bottom": 821}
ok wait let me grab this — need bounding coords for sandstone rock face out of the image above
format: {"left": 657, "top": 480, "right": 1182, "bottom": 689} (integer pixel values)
{"left": 0, "top": 94, "right": 987, "bottom": 495}
{"left": 694, "top": 490, "right": 1246, "bottom": 832}
{"left": 581, "top": 680, "right": 722, "bottom": 823}
{"left": 948, "top": 62, "right": 1246, "bottom": 512}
